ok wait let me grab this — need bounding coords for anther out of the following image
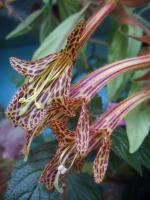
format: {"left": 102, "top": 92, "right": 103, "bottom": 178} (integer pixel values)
{"left": 19, "top": 98, "right": 26, "bottom": 103}
{"left": 47, "top": 99, "right": 51, "bottom": 105}
{"left": 35, "top": 102, "right": 44, "bottom": 109}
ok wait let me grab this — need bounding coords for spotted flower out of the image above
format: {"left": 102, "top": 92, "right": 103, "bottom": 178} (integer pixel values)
{"left": 6, "top": 20, "right": 86, "bottom": 131}
{"left": 22, "top": 54, "right": 150, "bottom": 158}
{"left": 6, "top": 0, "right": 118, "bottom": 157}
{"left": 6, "top": 0, "right": 117, "bottom": 132}
{"left": 46, "top": 54, "right": 150, "bottom": 154}
{"left": 39, "top": 89, "right": 150, "bottom": 191}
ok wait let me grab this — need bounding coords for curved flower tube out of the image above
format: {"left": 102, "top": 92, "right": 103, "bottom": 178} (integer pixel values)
{"left": 6, "top": 20, "right": 86, "bottom": 131}
{"left": 6, "top": 0, "right": 116, "bottom": 131}
{"left": 48, "top": 54, "right": 150, "bottom": 154}
{"left": 39, "top": 89, "right": 150, "bottom": 192}
{"left": 22, "top": 54, "right": 150, "bottom": 158}
{"left": 91, "top": 90, "right": 150, "bottom": 183}
{"left": 6, "top": 0, "right": 118, "bottom": 158}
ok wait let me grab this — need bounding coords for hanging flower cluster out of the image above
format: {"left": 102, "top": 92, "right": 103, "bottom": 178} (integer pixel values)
{"left": 5, "top": 0, "right": 150, "bottom": 193}
{"left": 40, "top": 90, "right": 150, "bottom": 192}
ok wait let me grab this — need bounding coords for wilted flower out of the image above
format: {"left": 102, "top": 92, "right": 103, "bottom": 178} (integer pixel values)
{"left": 39, "top": 89, "right": 150, "bottom": 191}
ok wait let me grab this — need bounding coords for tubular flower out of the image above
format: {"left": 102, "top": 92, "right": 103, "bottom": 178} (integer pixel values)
{"left": 6, "top": 0, "right": 118, "bottom": 157}
{"left": 91, "top": 90, "right": 150, "bottom": 183}
{"left": 22, "top": 54, "right": 150, "bottom": 158}
{"left": 6, "top": 0, "right": 117, "bottom": 132}
{"left": 39, "top": 89, "right": 150, "bottom": 191}
{"left": 78, "top": 0, "right": 117, "bottom": 50}
{"left": 6, "top": 20, "right": 86, "bottom": 130}
{"left": 47, "top": 55, "right": 150, "bottom": 154}
{"left": 39, "top": 121, "right": 84, "bottom": 192}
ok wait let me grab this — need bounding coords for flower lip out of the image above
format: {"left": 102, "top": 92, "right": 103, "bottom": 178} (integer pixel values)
{"left": 6, "top": 19, "right": 86, "bottom": 131}
{"left": 18, "top": 54, "right": 72, "bottom": 112}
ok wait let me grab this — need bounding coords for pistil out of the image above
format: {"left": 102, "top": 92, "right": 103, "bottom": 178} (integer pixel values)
{"left": 54, "top": 145, "right": 78, "bottom": 193}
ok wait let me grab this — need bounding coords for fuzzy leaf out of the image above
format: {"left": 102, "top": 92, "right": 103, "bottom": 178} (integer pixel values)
{"left": 6, "top": 141, "right": 102, "bottom": 200}
{"left": 112, "top": 128, "right": 150, "bottom": 173}
{"left": 6, "top": 8, "right": 44, "bottom": 39}
{"left": 67, "top": 173, "right": 102, "bottom": 200}
{"left": 5, "top": 141, "right": 59, "bottom": 200}
{"left": 112, "top": 129, "right": 142, "bottom": 174}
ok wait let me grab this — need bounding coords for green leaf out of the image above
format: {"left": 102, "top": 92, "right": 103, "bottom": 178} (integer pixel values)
{"left": 107, "top": 21, "right": 129, "bottom": 101}
{"left": 32, "top": 4, "right": 89, "bottom": 60}
{"left": 40, "top": 6, "right": 53, "bottom": 43}
{"left": 58, "top": 0, "right": 79, "bottom": 20}
{"left": 125, "top": 70, "right": 150, "bottom": 153}
{"left": 112, "top": 129, "right": 142, "bottom": 174}
{"left": 5, "top": 141, "right": 59, "bottom": 200}
{"left": 127, "top": 25, "right": 143, "bottom": 57}
{"left": 67, "top": 173, "right": 102, "bottom": 200}
{"left": 107, "top": 19, "right": 143, "bottom": 101}
{"left": 6, "top": 8, "right": 45, "bottom": 39}
{"left": 43, "top": 0, "right": 52, "bottom": 4}
{"left": 6, "top": 140, "right": 102, "bottom": 200}
{"left": 139, "top": 136, "right": 150, "bottom": 170}
{"left": 112, "top": 128, "right": 150, "bottom": 173}
{"left": 125, "top": 106, "right": 150, "bottom": 153}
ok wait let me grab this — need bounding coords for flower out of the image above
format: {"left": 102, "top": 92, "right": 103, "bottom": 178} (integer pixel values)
{"left": 39, "top": 89, "right": 150, "bottom": 191}
{"left": 6, "top": 0, "right": 118, "bottom": 157}
{"left": 92, "top": 90, "right": 150, "bottom": 183}
{"left": 106, "top": 103, "right": 125, "bottom": 126}
{"left": 6, "top": 0, "right": 117, "bottom": 132}
{"left": 22, "top": 54, "right": 150, "bottom": 158}
{"left": 47, "top": 54, "right": 150, "bottom": 154}
{"left": 6, "top": 20, "right": 86, "bottom": 131}
{"left": 78, "top": 0, "right": 117, "bottom": 50}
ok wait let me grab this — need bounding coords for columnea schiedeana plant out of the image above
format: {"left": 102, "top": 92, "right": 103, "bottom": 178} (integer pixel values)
{"left": 5, "top": 0, "right": 150, "bottom": 192}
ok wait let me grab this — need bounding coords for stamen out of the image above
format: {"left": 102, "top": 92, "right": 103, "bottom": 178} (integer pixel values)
{"left": 24, "top": 154, "right": 28, "bottom": 162}
{"left": 35, "top": 102, "right": 44, "bottom": 109}
{"left": 19, "top": 103, "right": 31, "bottom": 116}
{"left": 18, "top": 53, "right": 72, "bottom": 114}
{"left": 59, "top": 146, "right": 72, "bottom": 164}
{"left": 22, "top": 129, "right": 37, "bottom": 161}
{"left": 54, "top": 146, "right": 78, "bottom": 193}
{"left": 54, "top": 170, "right": 64, "bottom": 193}
{"left": 67, "top": 153, "right": 78, "bottom": 170}
{"left": 19, "top": 98, "right": 26, "bottom": 103}
{"left": 47, "top": 99, "right": 51, "bottom": 105}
